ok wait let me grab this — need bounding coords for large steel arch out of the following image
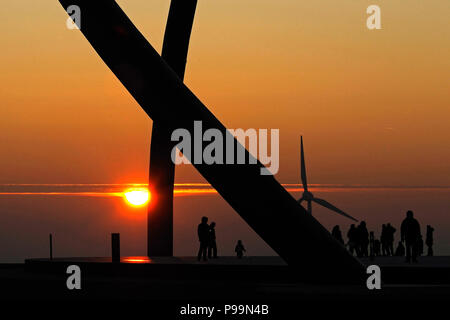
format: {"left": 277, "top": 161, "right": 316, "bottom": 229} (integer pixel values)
{"left": 58, "top": 0, "right": 365, "bottom": 283}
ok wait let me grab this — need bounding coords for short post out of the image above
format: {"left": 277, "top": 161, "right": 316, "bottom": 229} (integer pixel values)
{"left": 111, "top": 233, "right": 120, "bottom": 263}
{"left": 49, "top": 233, "right": 53, "bottom": 260}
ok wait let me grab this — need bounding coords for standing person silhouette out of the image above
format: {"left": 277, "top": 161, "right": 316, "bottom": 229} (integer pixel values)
{"left": 426, "top": 225, "right": 435, "bottom": 256}
{"left": 380, "top": 224, "right": 387, "bottom": 256}
{"left": 331, "top": 225, "right": 344, "bottom": 245}
{"left": 208, "top": 222, "right": 218, "bottom": 259}
{"left": 369, "top": 231, "right": 375, "bottom": 261}
{"left": 347, "top": 224, "right": 358, "bottom": 256}
{"left": 197, "top": 216, "right": 209, "bottom": 261}
{"left": 401, "top": 210, "right": 421, "bottom": 263}
{"left": 374, "top": 238, "right": 381, "bottom": 256}
{"left": 235, "top": 240, "right": 246, "bottom": 259}
{"left": 386, "top": 223, "right": 396, "bottom": 256}
{"left": 357, "top": 221, "right": 369, "bottom": 257}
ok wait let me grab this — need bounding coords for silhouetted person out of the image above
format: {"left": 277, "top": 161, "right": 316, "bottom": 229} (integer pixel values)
{"left": 235, "top": 240, "right": 246, "bottom": 259}
{"left": 347, "top": 224, "right": 358, "bottom": 256}
{"left": 395, "top": 241, "right": 405, "bottom": 256}
{"left": 401, "top": 210, "right": 421, "bottom": 263}
{"left": 385, "top": 223, "right": 396, "bottom": 256}
{"left": 374, "top": 239, "right": 381, "bottom": 256}
{"left": 197, "top": 216, "right": 209, "bottom": 261}
{"left": 331, "top": 225, "right": 344, "bottom": 245}
{"left": 380, "top": 224, "right": 388, "bottom": 256}
{"left": 208, "top": 222, "right": 218, "bottom": 259}
{"left": 357, "top": 221, "right": 369, "bottom": 258}
{"left": 369, "top": 231, "right": 375, "bottom": 261}
{"left": 426, "top": 225, "right": 434, "bottom": 256}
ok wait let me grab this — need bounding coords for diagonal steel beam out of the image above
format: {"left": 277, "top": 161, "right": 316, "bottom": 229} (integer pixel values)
{"left": 58, "top": 0, "right": 365, "bottom": 283}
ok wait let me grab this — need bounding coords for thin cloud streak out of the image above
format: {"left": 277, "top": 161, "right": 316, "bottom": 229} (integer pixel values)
{"left": 0, "top": 184, "right": 448, "bottom": 198}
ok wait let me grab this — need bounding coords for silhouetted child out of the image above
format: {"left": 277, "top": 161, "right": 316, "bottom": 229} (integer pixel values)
{"left": 235, "top": 240, "right": 246, "bottom": 259}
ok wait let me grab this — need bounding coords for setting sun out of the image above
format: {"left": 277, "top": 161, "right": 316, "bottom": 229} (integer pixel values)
{"left": 124, "top": 189, "right": 150, "bottom": 206}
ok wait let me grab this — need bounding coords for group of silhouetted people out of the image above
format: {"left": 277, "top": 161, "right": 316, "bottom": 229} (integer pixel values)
{"left": 197, "top": 216, "right": 247, "bottom": 261}
{"left": 332, "top": 210, "right": 435, "bottom": 263}
{"left": 197, "top": 216, "right": 218, "bottom": 261}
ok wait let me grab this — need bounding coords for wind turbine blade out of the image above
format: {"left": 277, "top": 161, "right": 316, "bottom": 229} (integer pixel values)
{"left": 300, "top": 136, "right": 308, "bottom": 191}
{"left": 297, "top": 197, "right": 304, "bottom": 203}
{"left": 307, "top": 200, "right": 312, "bottom": 215}
{"left": 312, "top": 198, "right": 358, "bottom": 222}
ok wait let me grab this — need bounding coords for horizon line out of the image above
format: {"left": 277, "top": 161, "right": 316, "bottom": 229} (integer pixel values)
{"left": 0, "top": 183, "right": 449, "bottom": 189}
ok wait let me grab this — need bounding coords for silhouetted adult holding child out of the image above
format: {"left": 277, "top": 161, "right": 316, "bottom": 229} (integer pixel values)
{"left": 208, "top": 222, "right": 218, "bottom": 259}
{"left": 357, "top": 221, "right": 369, "bottom": 258}
{"left": 331, "top": 225, "right": 344, "bottom": 245}
{"left": 426, "top": 225, "right": 434, "bottom": 256}
{"left": 347, "top": 224, "right": 358, "bottom": 256}
{"left": 197, "top": 216, "right": 209, "bottom": 261}
{"left": 401, "top": 210, "right": 421, "bottom": 263}
{"left": 235, "top": 240, "right": 246, "bottom": 259}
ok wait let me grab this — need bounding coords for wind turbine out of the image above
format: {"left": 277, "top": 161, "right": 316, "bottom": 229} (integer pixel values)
{"left": 298, "top": 136, "right": 358, "bottom": 222}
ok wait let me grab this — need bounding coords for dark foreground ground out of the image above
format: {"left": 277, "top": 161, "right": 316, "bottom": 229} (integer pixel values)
{"left": 0, "top": 256, "right": 449, "bottom": 316}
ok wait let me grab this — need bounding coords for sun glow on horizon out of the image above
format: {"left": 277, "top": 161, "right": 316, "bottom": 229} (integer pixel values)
{"left": 124, "top": 188, "right": 150, "bottom": 206}
{"left": 122, "top": 256, "right": 151, "bottom": 263}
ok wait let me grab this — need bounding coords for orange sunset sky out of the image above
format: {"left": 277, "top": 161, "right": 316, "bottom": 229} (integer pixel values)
{"left": 0, "top": 1, "right": 449, "bottom": 261}
{"left": 1, "top": 0, "right": 449, "bottom": 187}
